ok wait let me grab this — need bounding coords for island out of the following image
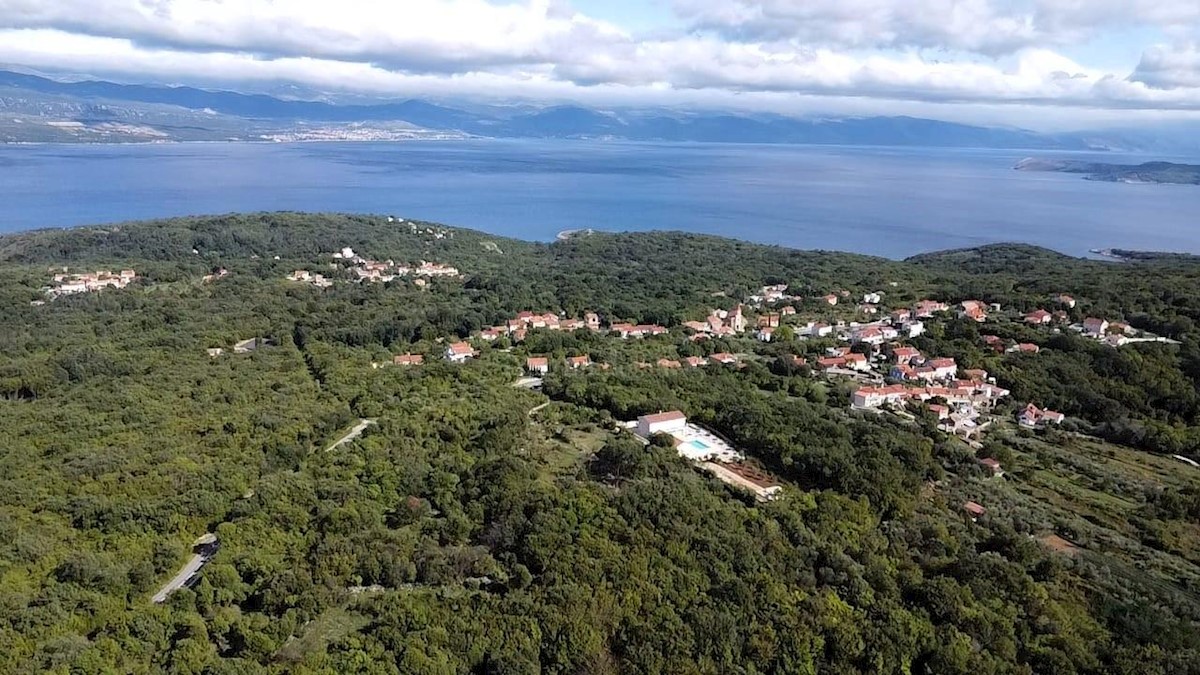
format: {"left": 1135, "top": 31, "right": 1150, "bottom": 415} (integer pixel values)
{"left": 2, "top": 213, "right": 1198, "bottom": 673}
{"left": 1015, "top": 157, "right": 1200, "bottom": 184}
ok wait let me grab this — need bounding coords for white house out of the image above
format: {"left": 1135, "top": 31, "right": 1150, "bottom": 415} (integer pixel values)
{"left": 526, "top": 356, "right": 549, "bottom": 375}
{"left": 637, "top": 411, "right": 688, "bottom": 437}
{"left": 756, "top": 327, "right": 775, "bottom": 342}
{"left": 863, "top": 292, "right": 882, "bottom": 304}
{"left": 445, "top": 342, "right": 476, "bottom": 363}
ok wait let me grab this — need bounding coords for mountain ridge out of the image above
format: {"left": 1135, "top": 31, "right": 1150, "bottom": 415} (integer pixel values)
{"left": 0, "top": 69, "right": 1139, "bottom": 149}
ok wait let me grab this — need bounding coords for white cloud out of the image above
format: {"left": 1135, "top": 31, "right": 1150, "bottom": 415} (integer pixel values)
{"left": 0, "top": 0, "right": 1199, "bottom": 121}
{"left": 1134, "top": 43, "right": 1200, "bottom": 88}
{"left": 673, "top": 0, "right": 1200, "bottom": 55}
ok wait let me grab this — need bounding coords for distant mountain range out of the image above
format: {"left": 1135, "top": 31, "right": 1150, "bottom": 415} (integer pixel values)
{"left": 0, "top": 69, "right": 1184, "bottom": 150}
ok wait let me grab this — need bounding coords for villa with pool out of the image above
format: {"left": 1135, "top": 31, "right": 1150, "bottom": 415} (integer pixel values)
{"left": 633, "top": 411, "right": 742, "bottom": 463}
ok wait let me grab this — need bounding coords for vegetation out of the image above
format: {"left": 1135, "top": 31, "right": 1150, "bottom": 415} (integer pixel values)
{"left": 1, "top": 213, "right": 1198, "bottom": 674}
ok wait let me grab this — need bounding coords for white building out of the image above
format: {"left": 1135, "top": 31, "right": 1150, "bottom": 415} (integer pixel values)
{"left": 637, "top": 411, "right": 688, "bottom": 437}
{"left": 445, "top": 342, "right": 476, "bottom": 363}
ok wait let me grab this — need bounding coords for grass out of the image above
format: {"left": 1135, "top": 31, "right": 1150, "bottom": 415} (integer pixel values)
{"left": 275, "top": 606, "right": 370, "bottom": 663}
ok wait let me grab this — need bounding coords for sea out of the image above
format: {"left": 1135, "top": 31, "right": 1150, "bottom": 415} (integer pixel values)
{"left": 2, "top": 139, "right": 1199, "bottom": 259}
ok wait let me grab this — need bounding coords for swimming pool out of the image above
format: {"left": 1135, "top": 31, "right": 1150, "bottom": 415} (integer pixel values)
{"left": 686, "top": 440, "right": 711, "bottom": 451}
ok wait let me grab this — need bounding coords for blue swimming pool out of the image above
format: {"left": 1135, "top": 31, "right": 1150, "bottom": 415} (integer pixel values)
{"left": 687, "top": 440, "right": 711, "bottom": 451}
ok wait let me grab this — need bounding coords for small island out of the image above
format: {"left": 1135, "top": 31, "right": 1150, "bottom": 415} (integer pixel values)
{"left": 1015, "top": 157, "right": 1200, "bottom": 185}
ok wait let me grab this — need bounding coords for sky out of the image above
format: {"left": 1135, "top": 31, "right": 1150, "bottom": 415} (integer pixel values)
{"left": 2, "top": 0, "right": 1200, "bottom": 130}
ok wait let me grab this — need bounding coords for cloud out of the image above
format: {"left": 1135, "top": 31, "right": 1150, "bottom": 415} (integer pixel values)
{"left": 0, "top": 0, "right": 629, "bottom": 74}
{"left": 673, "top": 0, "right": 1200, "bottom": 55}
{"left": 1133, "top": 43, "right": 1200, "bottom": 89}
{"left": 1, "top": 0, "right": 1200, "bottom": 120}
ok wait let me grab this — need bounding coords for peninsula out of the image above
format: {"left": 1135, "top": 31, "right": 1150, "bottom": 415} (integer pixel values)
{"left": 1015, "top": 157, "right": 1200, "bottom": 185}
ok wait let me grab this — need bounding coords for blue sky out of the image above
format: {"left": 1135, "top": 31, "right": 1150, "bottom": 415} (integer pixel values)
{"left": 0, "top": 0, "right": 1198, "bottom": 129}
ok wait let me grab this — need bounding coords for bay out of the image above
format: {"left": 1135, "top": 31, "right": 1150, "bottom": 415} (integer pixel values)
{"left": 2, "top": 139, "right": 1198, "bottom": 258}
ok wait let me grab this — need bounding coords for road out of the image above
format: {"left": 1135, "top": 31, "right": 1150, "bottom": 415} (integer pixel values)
{"left": 151, "top": 553, "right": 207, "bottom": 603}
{"left": 528, "top": 402, "right": 550, "bottom": 416}
{"left": 325, "top": 418, "right": 377, "bottom": 452}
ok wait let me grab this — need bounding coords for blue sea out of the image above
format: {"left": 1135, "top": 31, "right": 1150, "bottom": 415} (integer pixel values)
{"left": 2, "top": 139, "right": 1199, "bottom": 258}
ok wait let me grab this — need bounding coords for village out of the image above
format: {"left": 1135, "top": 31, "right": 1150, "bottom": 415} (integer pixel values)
{"left": 287, "top": 246, "right": 461, "bottom": 287}
{"left": 370, "top": 282, "right": 1164, "bottom": 502}
{"left": 42, "top": 267, "right": 137, "bottom": 300}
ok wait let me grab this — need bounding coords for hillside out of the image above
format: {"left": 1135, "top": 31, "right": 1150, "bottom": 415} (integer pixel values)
{"left": 1, "top": 213, "right": 1199, "bottom": 673}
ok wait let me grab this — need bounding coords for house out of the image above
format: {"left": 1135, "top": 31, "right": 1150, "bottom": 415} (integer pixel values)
{"left": 684, "top": 356, "right": 709, "bottom": 368}
{"left": 844, "top": 353, "right": 870, "bottom": 371}
{"left": 859, "top": 304, "right": 879, "bottom": 316}
{"left": 1019, "top": 403, "right": 1065, "bottom": 428}
{"left": 637, "top": 411, "right": 687, "bottom": 437}
{"left": 480, "top": 328, "right": 504, "bottom": 341}
{"left": 926, "top": 358, "right": 958, "bottom": 380}
{"left": 852, "top": 384, "right": 908, "bottom": 408}
{"left": 526, "top": 357, "right": 549, "bottom": 375}
{"left": 891, "top": 308, "right": 913, "bottom": 323}
{"left": 979, "top": 458, "right": 1004, "bottom": 477}
{"left": 1024, "top": 310, "right": 1053, "bottom": 325}
{"left": 963, "top": 501, "right": 987, "bottom": 520}
{"left": 961, "top": 369, "right": 989, "bottom": 383}
{"left": 914, "top": 300, "right": 949, "bottom": 317}
{"left": 756, "top": 327, "right": 776, "bottom": 342}
{"left": 891, "top": 346, "right": 922, "bottom": 364}
{"left": 959, "top": 301, "right": 988, "bottom": 322}
{"left": 394, "top": 353, "right": 424, "bottom": 366}
{"left": 1056, "top": 294, "right": 1077, "bottom": 308}
{"left": 206, "top": 348, "right": 224, "bottom": 358}
{"left": 758, "top": 313, "right": 781, "bottom": 328}
{"left": 1083, "top": 318, "right": 1109, "bottom": 337}
{"left": 445, "top": 342, "right": 476, "bottom": 363}
{"left": 683, "top": 320, "right": 710, "bottom": 333}
{"left": 657, "top": 358, "right": 682, "bottom": 369}
{"left": 711, "top": 353, "right": 738, "bottom": 365}
{"left": 864, "top": 292, "right": 882, "bottom": 304}
{"left": 982, "top": 335, "right": 1006, "bottom": 352}
{"left": 781, "top": 306, "right": 797, "bottom": 316}
{"left": 585, "top": 312, "right": 601, "bottom": 330}
{"left": 890, "top": 364, "right": 917, "bottom": 381}
{"left": 818, "top": 357, "right": 847, "bottom": 370}
{"left": 851, "top": 326, "right": 886, "bottom": 346}
{"left": 809, "top": 323, "right": 833, "bottom": 338}
{"left": 567, "top": 355, "right": 592, "bottom": 369}
{"left": 928, "top": 404, "right": 950, "bottom": 420}
{"left": 822, "top": 294, "right": 839, "bottom": 306}
{"left": 729, "top": 305, "right": 748, "bottom": 333}
{"left": 900, "top": 320, "right": 925, "bottom": 338}
{"left": 1008, "top": 343, "right": 1040, "bottom": 354}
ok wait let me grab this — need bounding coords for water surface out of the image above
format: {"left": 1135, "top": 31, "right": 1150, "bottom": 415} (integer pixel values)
{"left": 3, "top": 140, "right": 1198, "bottom": 258}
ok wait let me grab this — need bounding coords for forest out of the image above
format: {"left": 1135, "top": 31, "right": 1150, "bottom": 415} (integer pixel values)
{"left": 0, "top": 212, "right": 1198, "bottom": 674}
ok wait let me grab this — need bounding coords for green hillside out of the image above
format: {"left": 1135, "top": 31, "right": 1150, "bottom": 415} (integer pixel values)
{"left": 1, "top": 213, "right": 1198, "bottom": 674}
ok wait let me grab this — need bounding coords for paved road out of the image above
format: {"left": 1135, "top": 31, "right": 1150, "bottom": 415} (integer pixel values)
{"left": 151, "top": 553, "right": 206, "bottom": 603}
{"left": 325, "top": 418, "right": 377, "bottom": 452}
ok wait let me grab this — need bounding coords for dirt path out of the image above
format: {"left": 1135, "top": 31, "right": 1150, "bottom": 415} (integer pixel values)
{"left": 325, "top": 419, "right": 377, "bottom": 452}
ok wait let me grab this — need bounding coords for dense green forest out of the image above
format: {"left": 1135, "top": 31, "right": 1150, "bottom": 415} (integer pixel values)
{"left": 1, "top": 213, "right": 1198, "bottom": 674}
